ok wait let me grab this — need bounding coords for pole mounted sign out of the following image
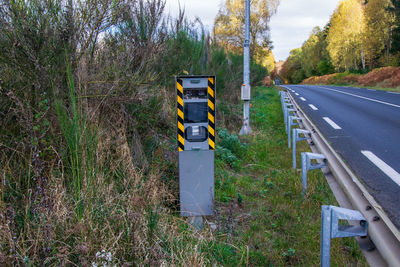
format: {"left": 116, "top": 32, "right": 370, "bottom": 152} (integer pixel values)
{"left": 176, "top": 75, "right": 216, "bottom": 218}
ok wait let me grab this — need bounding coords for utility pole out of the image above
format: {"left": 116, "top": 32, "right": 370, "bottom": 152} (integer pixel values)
{"left": 240, "top": 0, "right": 252, "bottom": 135}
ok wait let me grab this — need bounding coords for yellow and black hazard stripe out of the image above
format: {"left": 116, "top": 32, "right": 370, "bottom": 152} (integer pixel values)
{"left": 208, "top": 76, "right": 216, "bottom": 150}
{"left": 176, "top": 78, "right": 185, "bottom": 151}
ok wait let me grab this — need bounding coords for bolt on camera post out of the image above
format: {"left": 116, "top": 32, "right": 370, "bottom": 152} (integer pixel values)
{"left": 176, "top": 76, "right": 216, "bottom": 228}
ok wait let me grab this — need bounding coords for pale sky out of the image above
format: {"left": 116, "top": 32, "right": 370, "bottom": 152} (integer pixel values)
{"left": 269, "top": 0, "right": 341, "bottom": 61}
{"left": 165, "top": 0, "right": 341, "bottom": 61}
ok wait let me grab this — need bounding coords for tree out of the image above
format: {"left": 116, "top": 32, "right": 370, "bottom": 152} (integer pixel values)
{"left": 261, "top": 50, "right": 276, "bottom": 74}
{"left": 389, "top": 0, "right": 400, "bottom": 54}
{"left": 326, "top": 0, "right": 365, "bottom": 71}
{"left": 301, "top": 26, "right": 333, "bottom": 77}
{"left": 280, "top": 48, "right": 306, "bottom": 84}
{"left": 363, "top": 0, "right": 394, "bottom": 67}
{"left": 213, "top": 0, "right": 279, "bottom": 64}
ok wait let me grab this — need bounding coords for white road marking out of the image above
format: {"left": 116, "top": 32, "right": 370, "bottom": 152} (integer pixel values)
{"left": 309, "top": 104, "right": 318, "bottom": 110}
{"left": 367, "top": 89, "right": 377, "bottom": 91}
{"left": 323, "top": 117, "right": 342, "bottom": 129}
{"left": 361, "top": 150, "right": 400, "bottom": 187}
{"left": 316, "top": 86, "right": 400, "bottom": 108}
{"left": 387, "top": 91, "right": 400, "bottom": 95}
{"left": 300, "top": 97, "right": 306, "bottom": 101}
{"left": 295, "top": 93, "right": 299, "bottom": 96}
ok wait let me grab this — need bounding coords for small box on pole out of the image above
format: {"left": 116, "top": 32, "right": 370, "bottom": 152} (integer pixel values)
{"left": 241, "top": 84, "right": 251, "bottom": 100}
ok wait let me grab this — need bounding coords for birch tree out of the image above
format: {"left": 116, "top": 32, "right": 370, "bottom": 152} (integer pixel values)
{"left": 213, "top": 0, "right": 279, "bottom": 64}
{"left": 327, "top": 0, "right": 365, "bottom": 71}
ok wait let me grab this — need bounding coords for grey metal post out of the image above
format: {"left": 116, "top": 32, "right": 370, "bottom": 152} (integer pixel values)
{"left": 321, "top": 206, "right": 368, "bottom": 267}
{"left": 321, "top": 206, "right": 332, "bottom": 267}
{"left": 282, "top": 98, "right": 290, "bottom": 114}
{"left": 240, "top": 0, "right": 252, "bottom": 135}
{"left": 293, "top": 129, "right": 310, "bottom": 169}
{"left": 301, "top": 153, "right": 308, "bottom": 196}
{"left": 285, "top": 108, "right": 295, "bottom": 133}
{"left": 293, "top": 129, "right": 297, "bottom": 169}
{"left": 301, "top": 152, "right": 327, "bottom": 196}
{"left": 287, "top": 116, "right": 300, "bottom": 148}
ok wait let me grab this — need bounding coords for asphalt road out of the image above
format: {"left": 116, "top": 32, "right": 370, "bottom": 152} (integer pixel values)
{"left": 283, "top": 84, "right": 400, "bottom": 230}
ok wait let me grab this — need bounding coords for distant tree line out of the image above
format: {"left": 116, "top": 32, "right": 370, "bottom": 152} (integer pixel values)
{"left": 281, "top": 0, "right": 400, "bottom": 84}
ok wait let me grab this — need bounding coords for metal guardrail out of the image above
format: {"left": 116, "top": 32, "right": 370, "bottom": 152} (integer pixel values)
{"left": 281, "top": 87, "right": 400, "bottom": 266}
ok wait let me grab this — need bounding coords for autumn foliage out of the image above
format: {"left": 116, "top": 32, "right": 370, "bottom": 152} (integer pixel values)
{"left": 280, "top": 0, "right": 400, "bottom": 85}
{"left": 301, "top": 67, "right": 400, "bottom": 88}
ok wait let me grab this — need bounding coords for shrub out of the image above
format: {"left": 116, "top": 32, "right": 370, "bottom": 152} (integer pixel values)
{"left": 218, "top": 128, "right": 246, "bottom": 156}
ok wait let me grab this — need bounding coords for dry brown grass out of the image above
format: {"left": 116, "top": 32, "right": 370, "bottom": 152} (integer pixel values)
{"left": 358, "top": 66, "right": 400, "bottom": 88}
{"left": 302, "top": 67, "right": 400, "bottom": 89}
{"left": 0, "top": 151, "right": 216, "bottom": 265}
{"left": 301, "top": 73, "right": 339, "bottom": 85}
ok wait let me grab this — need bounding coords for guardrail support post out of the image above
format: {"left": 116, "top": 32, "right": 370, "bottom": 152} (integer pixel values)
{"left": 293, "top": 129, "right": 310, "bottom": 169}
{"left": 288, "top": 116, "right": 301, "bottom": 148}
{"left": 283, "top": 102, "right": 291, "bottom": 125}
{"left": 321, "top": 205, "right": 368, "bottom": 267}
{"left": 285, "top": 108, "right": 295, "bottom": 133}
{"left": 301, "top": 152, "right": 327, "bottom": 196}
{"left": 281, "top": 96, "right": 291, "bottom": 113}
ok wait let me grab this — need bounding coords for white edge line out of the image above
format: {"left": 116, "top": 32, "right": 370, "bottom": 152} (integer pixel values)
{"left": 308, "top": 104, "right": 318, "bottom": 110}
{"left": 387, "top": 91, "right": 400, "bottom": 95}
{"left": 361, "top": 150, "right": 400, "bottom": 187}
{"left": 316, "top": 86, "right": 400, "bottom": 108}
{"left": 323, "top": 117, "right": 341, "bottom": 129}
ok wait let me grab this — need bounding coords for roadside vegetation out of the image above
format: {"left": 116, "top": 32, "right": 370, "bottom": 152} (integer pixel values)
{"left": 279, "top": 0, "right": 400, "bottom": 89}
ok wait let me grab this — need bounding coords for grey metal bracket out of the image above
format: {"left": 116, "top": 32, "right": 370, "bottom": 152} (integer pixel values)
{"left": 287, "top": 116, "right": 301, "bottom": 148}
{"left": 301, "top": 152, "right": 327, "bottom": 196}
{"left": 281, "top": 98, "right": 291, "bottom": 110}
{"left": 282, "top": 102, "right": 292, "bottom": 125}
{"left": 292, "top": 129, "right": 310, "bottom": 169}
{"left": 321, "top": 205, "right": 368, "bottom": 267}
{"left": 281, "top": 96, "right": 291, "bottom": 112}
{"left": 284, "top": 108, "right": 296, "bottom": 133}
{"left": 280, "top": 91, "right": 289, "bottom": 104}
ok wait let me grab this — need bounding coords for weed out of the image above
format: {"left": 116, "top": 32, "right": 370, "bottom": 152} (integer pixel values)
{"left": 283, "top": 248, "right": 296, "bottom": 257}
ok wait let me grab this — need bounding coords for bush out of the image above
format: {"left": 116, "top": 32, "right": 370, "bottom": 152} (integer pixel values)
{"left": 217, "top": 128, "right": 246, "bottom": 156}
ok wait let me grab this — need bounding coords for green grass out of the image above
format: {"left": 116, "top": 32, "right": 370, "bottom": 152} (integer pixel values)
{"left": 196, "top": 86, "right": 367, "bottom": 266}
